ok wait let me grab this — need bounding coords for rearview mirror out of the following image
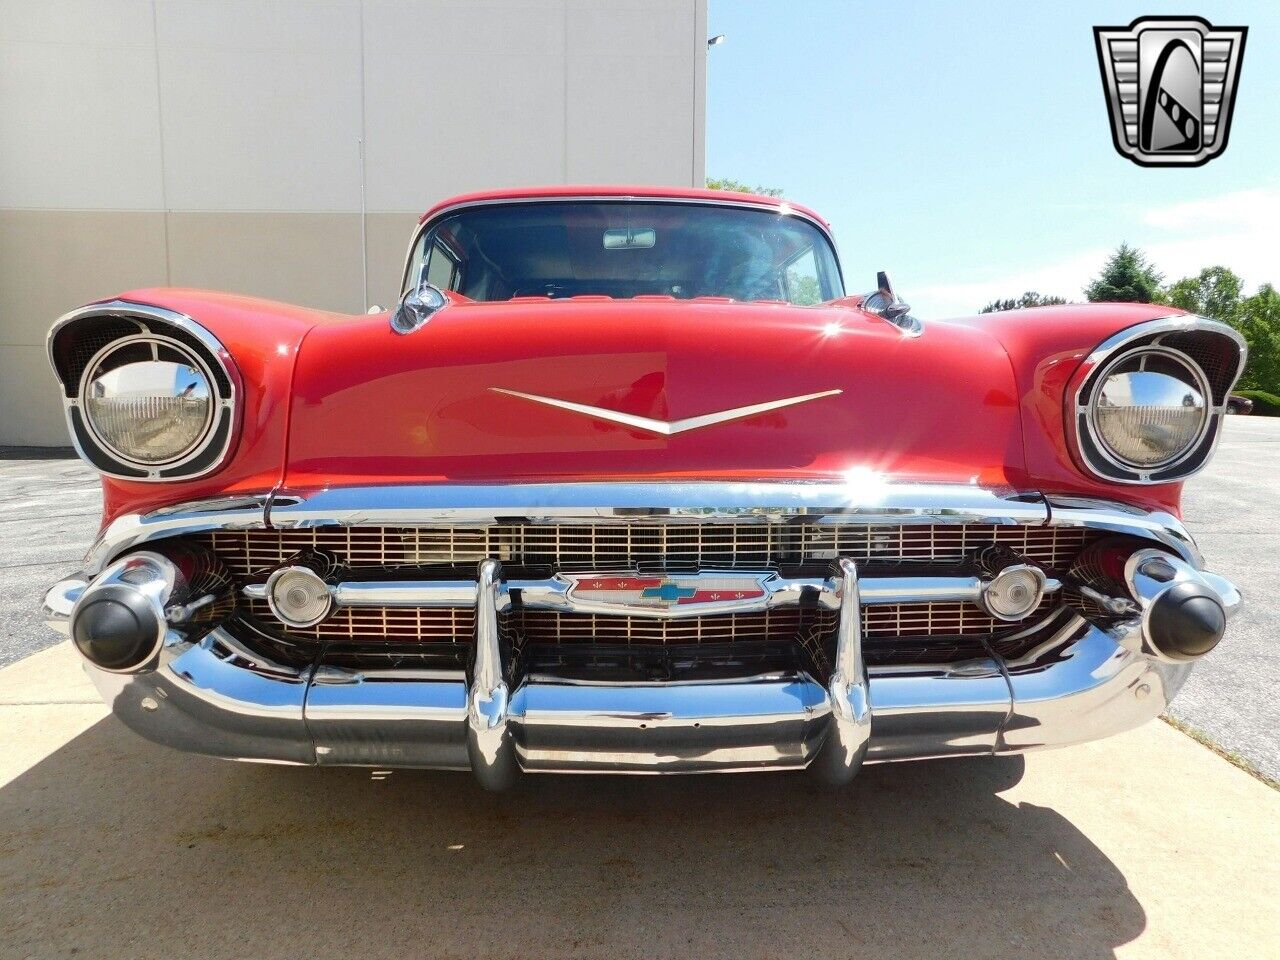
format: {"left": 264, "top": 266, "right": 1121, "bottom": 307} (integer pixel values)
{"left": 603, "top": 227, "right": 656, "bottom": 250}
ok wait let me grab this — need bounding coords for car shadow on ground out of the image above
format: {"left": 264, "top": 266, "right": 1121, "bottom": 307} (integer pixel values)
{"left": 0, "top": 718, "right": 1144, "bottom": 960}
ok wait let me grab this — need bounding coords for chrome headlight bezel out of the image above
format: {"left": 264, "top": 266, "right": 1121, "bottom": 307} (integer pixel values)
{"left": 48, "top": 301, "right": 239, "bottom": 482}
{"left": 1085, "top": 346, "right": 1212, "bottom": 474}
{"left": 78, "top": 334, "right": 219, "bottom": 470}
{"left": 1070, "top": 315, "right": 1246, "bottom": 485}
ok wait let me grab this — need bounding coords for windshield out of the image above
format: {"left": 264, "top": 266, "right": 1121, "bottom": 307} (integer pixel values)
{"left": 404, "top": 201, "right": 843, "bottom": 304}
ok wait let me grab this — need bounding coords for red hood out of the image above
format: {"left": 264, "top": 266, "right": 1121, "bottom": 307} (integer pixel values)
{"left": 283, "top": 298, "right": 1025, "bottom": 488}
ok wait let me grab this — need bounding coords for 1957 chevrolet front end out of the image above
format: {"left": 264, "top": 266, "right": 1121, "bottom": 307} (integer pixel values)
{"left": 41, "top": 186, "right": 1244, "bottom": 789}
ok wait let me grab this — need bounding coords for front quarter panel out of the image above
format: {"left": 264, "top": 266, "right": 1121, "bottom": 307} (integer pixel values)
{"left": 51, "top": 289, "right": 351, "bottom": 528}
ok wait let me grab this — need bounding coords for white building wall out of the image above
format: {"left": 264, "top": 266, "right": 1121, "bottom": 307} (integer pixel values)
{"left": 0, "top": 0, "right": 707, "bottom": 445}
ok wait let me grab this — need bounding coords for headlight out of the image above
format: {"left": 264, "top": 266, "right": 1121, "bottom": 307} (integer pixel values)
{"left": 1087, "top": 348, "right": 1209, "bottom": 471}
{"left": 80, "top": 337, "right": 216, "bottom": 467}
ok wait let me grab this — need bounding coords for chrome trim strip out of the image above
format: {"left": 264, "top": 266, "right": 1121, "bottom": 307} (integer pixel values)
{"left": 1042, "top": 495, "right": 1201, "bottom": 565}
{"left": 489, "top": 387, "right": 843, "bottom": 436}
{"left": 1069, "top": 314, "right": 1247, "bottom": 485}
{"left": 266, "top": 481, "right": 1051, "bottom": 528}
{"left": 330, "top": 580, "right": 480, "bottom": 608}
{"left": 47, "top": 299, "right": 242, "bottom": 483}
{"left": 86, "top": 494, "right": 271, "bottom": 575}
{"left": 260, "top": 572, "right": 1063, "bottom": 620}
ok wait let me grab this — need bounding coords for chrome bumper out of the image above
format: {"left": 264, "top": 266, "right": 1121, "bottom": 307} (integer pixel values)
{"left": 43, "top": 570, "right": 1233, "bottom": 786}
{"left": 43, "top": 482, "right": 1238, "bottom": 786}
{"left": 47, "top": 610, "right": 1198, "bottom": 777}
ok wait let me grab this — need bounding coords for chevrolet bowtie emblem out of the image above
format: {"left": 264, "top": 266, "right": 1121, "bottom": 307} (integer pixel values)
{"left": 564, "top": 573, "right": 770, "bottom": 611}
{"left": 489, "top": 387, "right": 841, "bottom": 435}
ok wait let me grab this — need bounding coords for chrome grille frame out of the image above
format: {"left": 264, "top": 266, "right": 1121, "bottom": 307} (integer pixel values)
{"left": 87, "top": 482, "right": 1201, "bottom": 673}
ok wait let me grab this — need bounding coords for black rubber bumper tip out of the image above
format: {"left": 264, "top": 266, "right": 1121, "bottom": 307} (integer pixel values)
{"left": 72, "top": 592, "right": 157, "bottom": 671}
{"left": 1147, "top": 581, "right": 1227, "bottom": 661}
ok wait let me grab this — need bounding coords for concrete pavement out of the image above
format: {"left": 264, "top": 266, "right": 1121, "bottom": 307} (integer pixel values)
{"left": 1, "top": 641, "right": 1277, "bottom": 960}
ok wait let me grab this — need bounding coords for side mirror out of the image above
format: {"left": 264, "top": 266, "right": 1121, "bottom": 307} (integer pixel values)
{"left": 863, "top": 270, "right": 921, "bottom": 335}
{"left": 390, "top": 284, "right": 447, "bottom": 335}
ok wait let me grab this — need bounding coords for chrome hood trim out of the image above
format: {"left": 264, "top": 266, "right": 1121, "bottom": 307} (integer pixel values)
{"left": 488, "top": 387, "right": 843, "bottom": 436}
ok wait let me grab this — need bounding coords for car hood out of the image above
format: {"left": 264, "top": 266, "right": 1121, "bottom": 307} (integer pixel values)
{"left": 281, "top": 297, "right": 1025, "bottom": 489}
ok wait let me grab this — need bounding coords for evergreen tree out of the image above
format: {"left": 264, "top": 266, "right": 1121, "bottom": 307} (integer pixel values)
{"left": 1084, "top": 244, "right": 1165, "bottom": 303}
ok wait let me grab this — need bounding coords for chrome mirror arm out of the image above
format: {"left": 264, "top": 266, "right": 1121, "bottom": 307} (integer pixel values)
{"left": 861, "top": 270, "right": 922, "bottom": 336}
{"left": 390, "top": 281, "right": 448, "bottom": 335}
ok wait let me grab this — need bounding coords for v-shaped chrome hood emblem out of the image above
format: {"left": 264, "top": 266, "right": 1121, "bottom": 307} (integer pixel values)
{"left": 489, "top": 387, "right": 842, "bottom": 436}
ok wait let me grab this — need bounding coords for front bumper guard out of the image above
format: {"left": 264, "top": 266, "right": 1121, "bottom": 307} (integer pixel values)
{"left": 44, "top": 547, "right": 1236, "bottom": 787}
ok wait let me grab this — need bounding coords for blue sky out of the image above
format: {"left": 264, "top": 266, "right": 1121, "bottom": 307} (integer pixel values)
{"left": 706, "top": 1, "right": 1279, "bottom": 317}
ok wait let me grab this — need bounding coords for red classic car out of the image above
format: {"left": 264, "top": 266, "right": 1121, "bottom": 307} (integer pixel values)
{"left": 42, "top": 186, "right": 1243, "bottom": 789}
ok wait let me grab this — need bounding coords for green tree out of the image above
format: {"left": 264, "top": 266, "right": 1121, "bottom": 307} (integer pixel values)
{"left": 1165, "top": 266, "right": 1244, "bottom": 322}
{"left": 786, "top": 272, "right": 822, "bottom": 306}
{"left": 979, "top": 292, "right": 1068, "bottom": 313}
{"left": 1084, "top": 244, "right": 1165, "bottom": 303}
{"left": 1234, "top": 284, "right": 1280, "bottom": 392}
{"left": 706, "top": 177, "right": 784, "bottom": 198}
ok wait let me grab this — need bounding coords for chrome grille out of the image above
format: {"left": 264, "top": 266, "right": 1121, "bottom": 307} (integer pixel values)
{"left": 863, "top": 597, "right": 1054, "bottom": 637}
{"left": 245, "top": 598, "right": 474, "bottom": 642}
{"left": 516, "top": 608, "right": 821, "bottom": 645}
{"left": 213, "top": 522, "right": 1088, "bottom": 670}
{"left": 203, "top": 522, "right": 1093, "bottom": 579}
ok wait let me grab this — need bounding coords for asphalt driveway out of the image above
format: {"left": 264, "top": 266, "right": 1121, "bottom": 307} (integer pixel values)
{"left": 1170, "top": 415, "right": 1280, "bottom": 780}
{"left": 0, "top": 453, "right": 99, "bottom": 670}
{"left": 1, "top": 416, "right": 1278, "bottom": 779}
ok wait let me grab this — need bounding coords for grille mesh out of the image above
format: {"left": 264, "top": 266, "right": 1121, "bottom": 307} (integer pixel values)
{"left": 1162, "top": 331, "right": 1239, "bottom": 404}
{"left": 244, "top": 598, "right": 474, "bottom": 642}
{"left": 863, "top": 596, "right": 1053, "bottom": 637}
{"left": 58, "top": 317, "right": 144, "bottom": 394}
{"left": 516, "top": 608, "right": 820, "bottom": 645}
{"left": 203, "top": 522, "right": 1091, "bottom": 579}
